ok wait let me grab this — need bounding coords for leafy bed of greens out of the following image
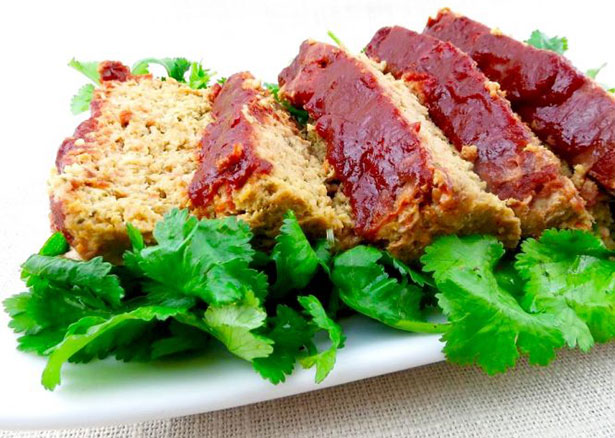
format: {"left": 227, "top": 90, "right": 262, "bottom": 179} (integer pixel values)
{"left": 5, "top": 30, "right": 615, "bottom": 391}
{"left": 4, "top": 209, "right": 615, "bottom": 390}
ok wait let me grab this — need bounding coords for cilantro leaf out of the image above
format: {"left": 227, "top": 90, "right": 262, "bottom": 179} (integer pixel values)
{"left": 422, "top": 235, "right": 567, "bottom": 374}
{"left": 68, "top": 58, "right": 100, "bottom": 84}
{"left": 587, "top": 63, "right": 607, "bottom": 79}
{"left": 188, "top": 62, "right": 212, "bottom": 89}
{"left": 70, "top": 83, "right": 95, "bottom": 115}
{"left": 327, "top": 30, "right": 344, "bottom": 47}
{"left": 39, "top": 232, "right": 69, "bottom": 257}
{"left": 332, "top": 246, "right": 445, "bottom": 333}
{"left": 516, "top": 230, "right": 615, "bottom": 346}
{"left": 271, "top": 210, "right": 321, "bottom": 295}
{"left": 204, "top": 291, "right": 273, "bottom": 361}
{"left": 22, "top": 255, "right": 124, "bottom": 308}
{"left": 42, "top": 305, "right": 184, "bottom": 390}
{"left": 131, "top": 57, "right": 192, "bottom": 82}
{"left": 297, "top": 295, "right": 345, "bottom": 383}
{"left": 125, "top": 209, "right": 268, "bottom": 306}
{"left": 263, "top": 82, "right": 309, "bottom": 125}
{"left": 252, "top": 305, "right": 314, "bottom": 384}
{"left": 525, "top": 30, "right": 568, "bottom": 54}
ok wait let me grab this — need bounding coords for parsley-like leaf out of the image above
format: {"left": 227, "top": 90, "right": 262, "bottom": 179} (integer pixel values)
{"left": 204, "top": 291, "right": 273, "bottom": 361}
{"left": 271, "top": 210, "right": 321, "bottom": 295}
{"left": 525, "top": 30, "right": 568, "bottom": 54}
{"left": 42, "top": 305, "right": 183, "bottom": 390}
{"left": 125, "top": 209, "right": 268, "bottom": 305}
{"left": 422, "top": 235, "right": 567, "bottom": 374}
{"left": 188, "top": 62, "right": 212, "bottom": 89}
{"left": 332, "top": 246, "right": 445, "bottom": 333}
{"left": 252, "top": 305, "right": 314, "bottom": 384}
{"left": 131, "top": 57, "right": 192, "bottom": 82}
{"left": 516, "top": 230, "right": 615, "bottom": 346}
{"left": 70, "top": 84, "right": 95, "bottom": 115}
{"left": 68, "top": 58, "right": 100, "bottom": 84}
{"left": 263, "top": 82, "right": 309, "bottom": 125}
{"left": 297, "top": 295, "right": 345, "bottom": 383}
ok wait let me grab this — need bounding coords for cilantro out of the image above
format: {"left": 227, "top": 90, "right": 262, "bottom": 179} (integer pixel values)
{"left": 68, "top": 58, "right": 100, "bottom": 84}
{"left": 252, "top": 305, "right": 314, "bottom": 383}
{"left": 525, "top": 30, "right": 568, "bottom": 54}
{"left": 217, "top": 77, "right": 227, "bottom": 85}
{"left": 189, "top": 62, "right": 213, "bottom": 89}
{"left": 263, "top": 82, "right": 309, "bottom": 125}
{"left": 70, "top": 84, "right": 95, "bottom": 115}
{"left": 132, "top": 57, "right": 191, "bottom": 81}
{"left": 422, "top": 235, "right": 567, "bottom": 374}
{"left": 271, "top": 211, "right": 323, "bottom": 295}
{"left": 42, "top": 305, "right": 184, "bottom": 390}
{"left": 516, "top": 230, "right": 615, "bottom": 346}
{"left": 204, "top": 291, "right": 273, "bottom": 361}
{"left": 332, "top": 246, "right": 445, "bottom": 333}
{"left": 38, "top": 232, "right": 69, "bottom": 257}
{"left": 125, "top": 209, "right": 268, "bottom": 305}
{"left": 67, "top": 58, "right": 100, "bottom": 115}
{"left": 327, "top": 30, "right": 344, "bottom": 47}
{"left": 297, "top": 295, "right": 345, "bottom": 383}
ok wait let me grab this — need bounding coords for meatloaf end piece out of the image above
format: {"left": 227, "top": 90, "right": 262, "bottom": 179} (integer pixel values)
{"left": 188, "top": 71, "right": 342, "bottom": 243}
{"left": 49, "top": 62, "right": 214, "bottom": 259}
{"left": 425, "top": 8, "right": 615, "bottom": 194}
{"left": 279, "top": 41, "right": 521, "bottom": 260}
{"left": 365, "top": 26, "right": 592, "bottom": 236}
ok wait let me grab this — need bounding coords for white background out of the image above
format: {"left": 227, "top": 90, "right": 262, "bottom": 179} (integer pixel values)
{"left": 1, "top": 0, "right": 615, "bottom": 429}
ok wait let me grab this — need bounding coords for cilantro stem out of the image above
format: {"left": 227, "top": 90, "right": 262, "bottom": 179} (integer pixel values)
{"left": 390, "top": 320, "right": 450, "bottom": 334}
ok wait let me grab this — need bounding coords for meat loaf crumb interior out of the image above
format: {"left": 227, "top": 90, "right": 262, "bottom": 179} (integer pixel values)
{"left": 365, "top": 26, "right": 592, "bottom": 236}
{"left": 279, "top": 41, "right": 521, "bottom": 260}
{"left": 50, "top": 64, "right": 214, "bottom": 259}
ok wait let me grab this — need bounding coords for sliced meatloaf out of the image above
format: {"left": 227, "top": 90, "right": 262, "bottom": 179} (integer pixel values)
{"left": 425, "top": 8, "right": 615, "bottom": 194}
{"left": 49, "top": 65, "right": 340, "bottom": 259}
{"left": 365, "top": 26, "right": 592, "bottom": 236}
{"left": 278, "top": 41, "right": 521, "bottom": 260}
{"left": 189, "top": 71, "right": 342, "bottom": 241}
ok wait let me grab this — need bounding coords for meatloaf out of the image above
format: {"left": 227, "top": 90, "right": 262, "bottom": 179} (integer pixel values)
{"left": 425, "top": 8, "right": 615, "bottom": 194}
{"left": 278, "top": 41, "right": 521, "bottom": 260}
{"left": 49, "top": 64, "right": 340, "bottom": 259}
{"left": 365, "top": 26, "right": 592, "bottom": 236}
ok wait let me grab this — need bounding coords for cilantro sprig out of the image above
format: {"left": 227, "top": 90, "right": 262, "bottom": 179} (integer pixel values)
{"left": 67, "top": 57, "right": 215, "bottom": 115}
{"left": 525, "top": 30, "right": 568, "bottom": 54}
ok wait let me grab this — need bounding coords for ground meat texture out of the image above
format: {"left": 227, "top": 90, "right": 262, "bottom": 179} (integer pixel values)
{"left": 365, "top": 26, "right": 591, "bottom": 236}
{"left": 425, "top": 8, "right": 615, "bottom": 193}
{"left": 279, "top": 40, "right": 520, "bottom": 259}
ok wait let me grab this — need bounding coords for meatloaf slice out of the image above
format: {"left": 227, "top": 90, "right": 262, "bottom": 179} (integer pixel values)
{"left": 188, "top": 71, "right": 342, "bottom": 241}
{"left": 365, "top": 26, "right": 592, "bottom": 236}
{"left": 279, "top": 41, "right": 520, "bottom": 260}
{"left": 425, "top": 8, "right": 615, "bottom": 194}
{"left": 49, "top": 65, "right": 340, "bottom": 259}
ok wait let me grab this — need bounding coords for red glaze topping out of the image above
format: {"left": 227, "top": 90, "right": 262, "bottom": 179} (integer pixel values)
{"left": 365, "top": 26, "right": 560, "bottom": 202}
{"left": 189, "top": 72, "right": 273, "bottom": 208}
{"left": 279, "top": 41, "right": 434, "bottom": 238}
{"left": 425, "top": 9, "right": 615, "bottom": 191}
{"left": 99, "top": 61, "right": 132, "bottom": 82}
